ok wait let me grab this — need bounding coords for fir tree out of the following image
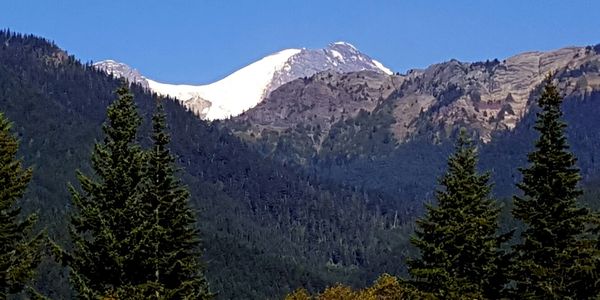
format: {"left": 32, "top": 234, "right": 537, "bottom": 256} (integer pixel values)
{"left": 68, "top": 86, "right": 147, "bottom": 298}
{"left": 409, "top": 130, "right": 510, "bottom": 299}
{"left": 512, "top": 76, "right": 599, "bottom": 298}
{"left": 0, "top": 113, "right": 43, "bottom": 298}
{"left": 135, "top": 102, "right": 212, "bottom": 299}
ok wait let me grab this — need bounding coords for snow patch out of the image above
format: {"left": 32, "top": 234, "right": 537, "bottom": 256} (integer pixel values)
{"left": 333, "top": 41, "right": 358, "bottom": 50}
{"left": 330, "top": 50, "right": 345, "bottom": 62}
{"left": 371, "top": 59, "right": 393, "bottom": 75}
{"left": 146, "top": 79, "right": 201, "bottom": 101}
{"left": 147, "top": 48, "right": 301, "bottom": 120}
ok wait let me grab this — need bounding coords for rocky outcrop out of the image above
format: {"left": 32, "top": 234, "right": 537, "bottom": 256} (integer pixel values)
{"left": 226, "top": 44, "right": 600, "bottom": 159}
{"left": 93, "top": 60, "right": 149, "bottom": 89}
{"left": 390, "top": 46, "right": 600, "bottom": 142}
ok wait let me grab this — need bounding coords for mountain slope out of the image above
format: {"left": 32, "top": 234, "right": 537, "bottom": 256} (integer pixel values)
{"left": 94, "top": 42, "right": 393, "bottom": 120}
{"left": 229, "top": 45, "right": 600, "bottom": 148}
{"left": 225, "top": 70, "right": 405, "bottom": 162}
{"left": 223, "top": 44, "right": 600, "bottom": 202}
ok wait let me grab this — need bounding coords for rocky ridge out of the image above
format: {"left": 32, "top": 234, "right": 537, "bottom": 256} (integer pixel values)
{"left": 93, "top": 59, "right": 149, "bottom": 89}
{"left": 228, "top": 44, "right": 600, "bottom": 154}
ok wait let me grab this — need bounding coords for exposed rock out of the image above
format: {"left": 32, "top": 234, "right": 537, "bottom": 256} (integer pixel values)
{"left": 93, "top": 60, "right": 149, "bottom": 89}
{"left": 230, "top": 70, "right": 403, "bottom": 150}
{"left": 396, "top": 46, "right": 600, "bottom": 142}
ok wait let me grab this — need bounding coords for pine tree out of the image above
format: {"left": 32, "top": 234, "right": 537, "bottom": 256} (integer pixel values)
{"left": 408, "top": 130, "right": 510, "bottom": 299}
{"left": 135, "top": 102, "right": 212, "bottom": 299}
{"left": 512, "top": 76, "right": 599, "bottom": 298}
{"left": 68, "top": 86, "right": 147, "bottom": 298}
{"left": 0, "top": 113, "right": 43, "bottom": 298}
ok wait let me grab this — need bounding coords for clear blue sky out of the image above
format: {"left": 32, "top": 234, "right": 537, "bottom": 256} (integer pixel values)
{"left": 4, "top": 1, "right": 600, "bottom": 84}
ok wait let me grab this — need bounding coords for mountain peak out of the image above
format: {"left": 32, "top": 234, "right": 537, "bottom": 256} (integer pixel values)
{"left": 331, "top": 41, "right": 358, "bottom": 49}
{"left": 95, "top": 43, "right": 393, "bottom": 120}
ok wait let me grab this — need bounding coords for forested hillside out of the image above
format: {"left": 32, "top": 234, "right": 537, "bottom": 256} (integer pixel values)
{"left": 284, "top": 78, "right": 600, "bottom": 299}
{"left": 0, "top": 31, "right": 413, "bottom": 299}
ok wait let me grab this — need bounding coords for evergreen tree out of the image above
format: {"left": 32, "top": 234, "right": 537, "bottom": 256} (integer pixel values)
{"left": 135, "top": 102, "right": 212, "bottom": 299}
{"left": 0, "top": 113, "right": 43, "bottom": 298}
{"left": 512, "top": 76, "right": 599, "bottom": 298}
{"left": 68, "top": 86, "right": 147, "bottom": 298}
{"left": 408, "top": 130, "right": 510, "bottom": 299}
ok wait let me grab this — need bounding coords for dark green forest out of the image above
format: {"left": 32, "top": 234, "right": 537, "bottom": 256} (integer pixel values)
{"left": 3, "top": 30, "right": 600, "bottom": 299}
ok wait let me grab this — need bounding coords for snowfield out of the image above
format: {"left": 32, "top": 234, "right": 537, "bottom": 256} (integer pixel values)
{"left": 148, "top": 49, "right": 301, "bottom": 120}
{"left": 97, "top": 42, "right": 393, "bottom": 120}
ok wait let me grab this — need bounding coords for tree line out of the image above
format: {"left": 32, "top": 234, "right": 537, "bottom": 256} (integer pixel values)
{"left": 1, "top": 86, "right": 212, "bottom": 299}
{"left": 286, "top": 77, "right": 600, "bottom": 299}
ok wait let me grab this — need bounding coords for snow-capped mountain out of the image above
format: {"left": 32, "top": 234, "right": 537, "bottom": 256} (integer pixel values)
{"left": 93, "top": 42, "right": 393, "bottom": 120}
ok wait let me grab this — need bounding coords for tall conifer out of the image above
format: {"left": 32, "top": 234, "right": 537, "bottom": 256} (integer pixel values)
{"left": 0, "top": 113, "right": 43, "bottom": 298}
{"left": 409, "top": 130, "right": 509, "bottom": 298}
{"left": 68, "top": 88, "right": 212, "bottom": 299}
{"left": 68, "top": 86, "right": 147, "bottom": 298}
{"left": 512, "top": 76, "right": 599, "bottom": 298}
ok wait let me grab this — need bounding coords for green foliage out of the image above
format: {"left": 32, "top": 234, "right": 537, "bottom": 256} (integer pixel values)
{"left": 284, "top": 274, "right": 410, "bottom": 300}
{"left": 67, "top": 88, "right": 214, "bottom": 299}
{"left": 0, "top": 112, "right": 44, "bottom": 297}
{"left": 511, "top": 76, "right": 599, "bottom": 298}
{"left": 408, "top": 130, "right": 510, "bottom": 299}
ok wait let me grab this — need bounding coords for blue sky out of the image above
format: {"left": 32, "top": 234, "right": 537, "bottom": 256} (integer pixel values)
{"left": 4, "top": 1, "right": 600, "bottom": 84}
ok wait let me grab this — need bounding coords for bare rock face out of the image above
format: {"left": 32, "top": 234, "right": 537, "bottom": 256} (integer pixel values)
{"left": 185, "top": 95, "right": 212, "bottom": 119}
{"left": 265, "top": 42, "right": 393, "bottom": 99}
{"left": 390, "top": 46, "right": 600, "bottom": 142}
{"left": 93, "top": 60, "right": 149, "bottom": 89}
{"left": 230, "top": 71, "right": 403, "bottom": 149}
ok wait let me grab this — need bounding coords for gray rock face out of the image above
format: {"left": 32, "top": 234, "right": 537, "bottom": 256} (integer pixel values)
{"left": 93, "top": 60, "right": 149, "bottom": 89}
{"left": 183, "top": 95, "right": 212, "bottom": 119}
{"left": 233, "top": 70, "right": 402, "bottom": 142}
{"left": 389, "top": 46, "right": 600, "bottom": 142}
